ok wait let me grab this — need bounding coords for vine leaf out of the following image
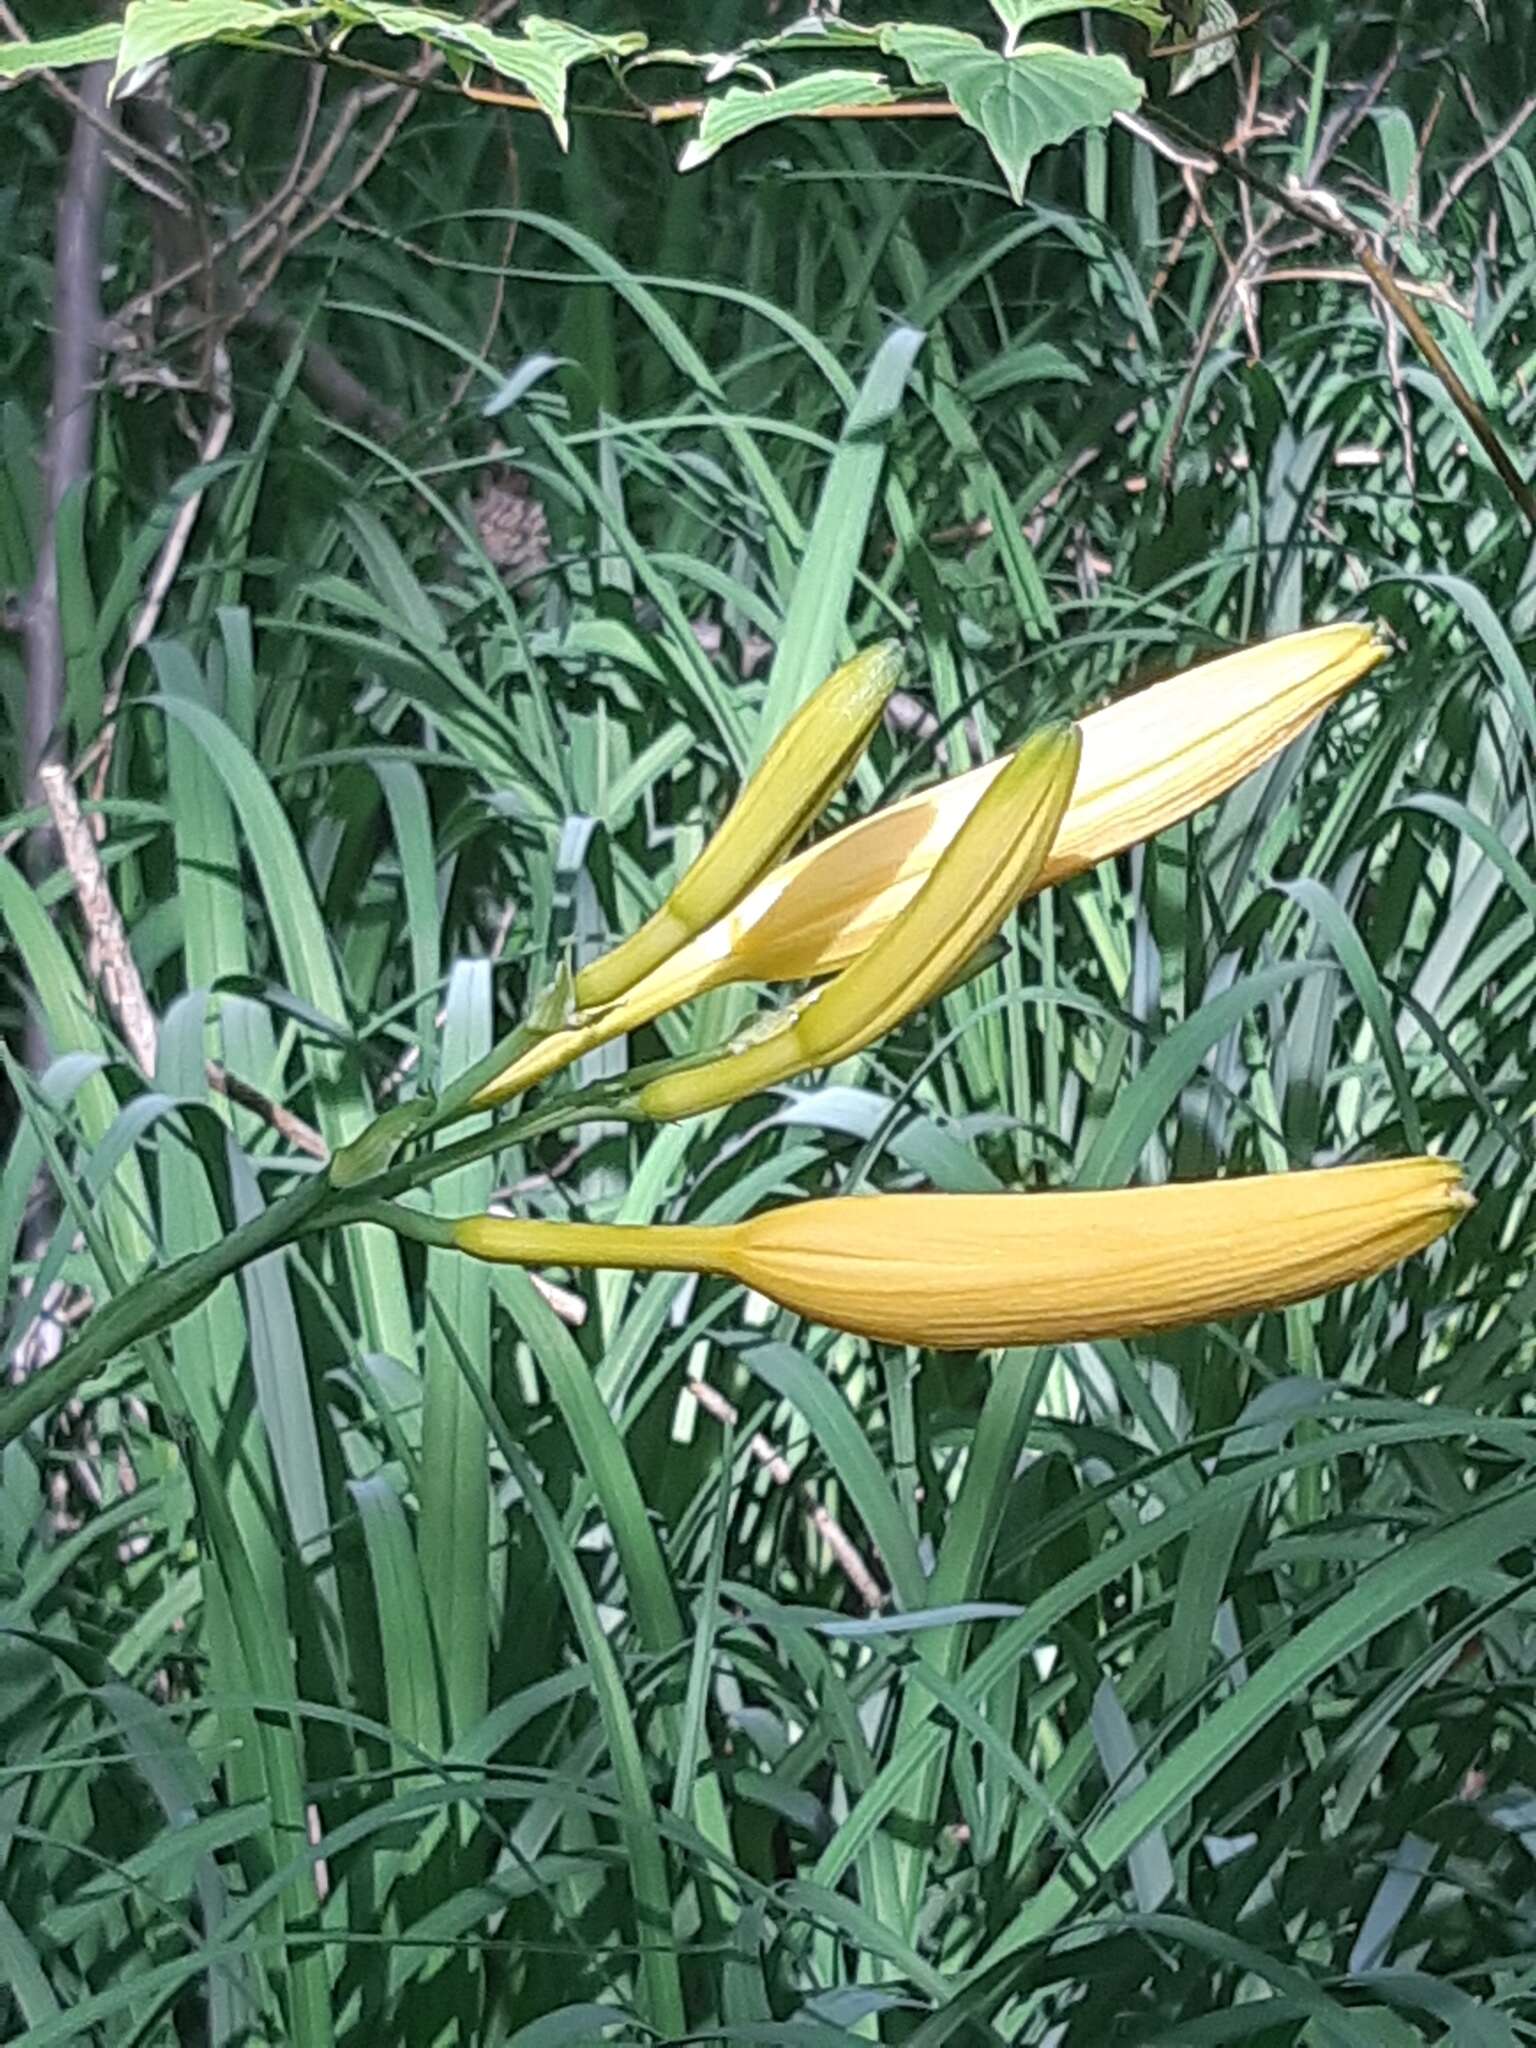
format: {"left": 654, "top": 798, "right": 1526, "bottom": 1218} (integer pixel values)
{"left": 988, "top": 0, "right": 1167, "bottom": 39}
{"left": 349, "top": 7, "right": 647, "bottom": 146}
{"left": 1170, "top": 0, "right": 1239, "bottom": 96}
{"left": 880, "top": 26, "right": 1143, "bottom": 203}
{"left": 113, "top": 0, "right": 324, "bottom": 93}
{"left": 678, "top": 69, "right": 895, "bottom": 173}
{"left": 0, "top": 21, "right": 122, "bottom": 76}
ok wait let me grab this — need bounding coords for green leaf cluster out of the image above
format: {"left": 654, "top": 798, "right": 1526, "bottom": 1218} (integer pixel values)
{"left": 4, "top": 0, "right": 1160, "bottom": 199}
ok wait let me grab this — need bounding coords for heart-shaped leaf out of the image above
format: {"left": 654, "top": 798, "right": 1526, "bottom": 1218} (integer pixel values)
{"left": 881, "top": 25, "right": 1143, "bottom": 204}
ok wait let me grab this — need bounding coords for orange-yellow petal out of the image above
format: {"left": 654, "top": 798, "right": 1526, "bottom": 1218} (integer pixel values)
{"left": 468, "top": 624, "right": 1385, "bottom": 1109}
{"left": 451, "top": 1157, "right": 1468, "bottom": 1349}
{"left": 718, "top": 1158, "right": 1466, "bottom": 1347}
{"left": 732, "top": 621, "right": 1388, "bottom": 983}
{"left": 636, "top": 723, "right": 1080, "bottom": 1121}
{"left": 573, "top": 640, "right": 902, "bottom": 1011}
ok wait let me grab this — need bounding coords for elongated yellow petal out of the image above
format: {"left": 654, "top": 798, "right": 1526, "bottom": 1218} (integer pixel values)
{"left": 635, "top": 723, "right": 1080, "bottom": 1120}
{"left": 1042, "top": 620, "right": 1388, "bottom": 887}
{"left": 469, "top": 623, "right": 1385, "bottom": 1109}
{"left": 719, "top": 1160, "right": 1467, "bottom": 1346}
{"left": 573, "top": 640, "right": 903, "bottom": 1012}
{"left": 731, "top": 621, "right": 1388, "bottom": 983}
{"left": 450, "top": 1158, "right": 1469, "bottom": 1348}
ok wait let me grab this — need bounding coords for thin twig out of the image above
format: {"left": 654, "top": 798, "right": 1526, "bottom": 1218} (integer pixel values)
{"left": 1112, "top": 106, "right": 1215, "bottom": 173}
{"left": 39, "top": 761, "right": 337, "bottom": 1160}
{"left": 1152, "top": 102, "right": 1536, "bottom": 530}
{"left": 112, "top": 76, "right": 377, "bottom": 327}
{"left": 227, "top": 0, "right": 521, "bottom": 302}
{"left": 1305, "top": 183, "right": 1536, "bottom": 529}
{"left": 1260, "top": 264, "right": 1471, "bottom": 313}
{"left": 1427, "top": 92, "right": 1536, "bottom": 232}
{"left": 81, "top": 346, "right": 235, "bottom": 805}
{"left": 1302, "top": 52, "right": 1399, "bottom": 185}
{"left": 27, "top": 769, "right": 548, "bottom": 1226}
{"left": 1370, "top": 252, "right": 1416, "bottom": 489}
{"left": 1149, "top": 6, "right": 1265, "bottom": 61}
{"left": 1412, "top": 89, "right": 1446, "bottom": 223}
{"left": 1145, "top": 91, "right": 1291, "bottom": 316}
{"left": 231, "top": 80, "right": 395, "bottom": 284}
{"left": 446, "top": 143, "right": 520, "bottom": 415}
{"left": 1159, "top": 232, "right": 1268, "bottom": 499}
{"left": 205, "top": 1061, "right": 330, "bottom": 1161}
{"left": 226, "top": 63, "right": 329, "bottom": 269}
{"left": 1148, "top": 179, "right": 1205, "bottom": 307}
{"left": 39, "top": 763, "right": 159, "bottom": 1077}
{"left": 114, "top": 77, "right": 403, "bottom": 434}
{"left": 688, "top": 1377, "right": 886, "bottom": 1613}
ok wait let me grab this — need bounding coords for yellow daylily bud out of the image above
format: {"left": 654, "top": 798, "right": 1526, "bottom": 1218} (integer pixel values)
{"left": 449, "top": 1158, "right": 1469, "bottom": 1349}
{"left": 634, "top": 722, "right": 1081, "bottom": 1121}
{"left": 469, "top": 623, "right": 1384, "bottom": 1110}
{"left": 730, "top": 620, "right": 1389, "bottom": 983}
{"left": 572, "top": 641, "right": 904, "bottom": 1013}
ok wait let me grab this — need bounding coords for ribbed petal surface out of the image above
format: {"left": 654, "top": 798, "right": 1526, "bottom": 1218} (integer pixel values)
{"left": 720, "top": 1159, "right": 1468, "bottom": 1346}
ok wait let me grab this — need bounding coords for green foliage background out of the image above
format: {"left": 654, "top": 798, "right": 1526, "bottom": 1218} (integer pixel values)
{"left": 2, "top": 1, "right": 1535, "bottom": 2042}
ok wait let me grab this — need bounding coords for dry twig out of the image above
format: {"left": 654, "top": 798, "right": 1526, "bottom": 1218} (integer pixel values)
{"left": 205, "top": 1063, "right": 330, "bottom": 1162}
{"left": 1144, "top": 92, "right": 1536, "bottom": 531}
{"left": 39, "top": 757, "right": 334, "bottom": 1166}
{"left": 81, "top": 345, "right": 236, "bottom": 805}
{"left": 39, "top": 763, "right": 159, "bottom": 1077}
{"left": 1427, "top": 92, "right": 1536, "bottom": 233}
{"left": 688, "top": 1377, "right": 886, "bottom": 1613}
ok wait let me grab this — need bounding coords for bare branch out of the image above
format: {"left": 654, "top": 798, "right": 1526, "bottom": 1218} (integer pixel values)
{"left": 204, "top": 1062, "right": 330, "bottom": 1162}
{"left": 1427, "top": 92, "right": 1536, "bottom": 232}
{"left": 80, "top": 346, "right": 236, "bottom": 805}
{"left": 689, "top": 1377, "right": 886, "bottom": 1612}
{"left": 22, "top": 63, "right": 112, "bottom": 825}
{"left": 38, "top": 763, "right": 159, "bottom": 1077}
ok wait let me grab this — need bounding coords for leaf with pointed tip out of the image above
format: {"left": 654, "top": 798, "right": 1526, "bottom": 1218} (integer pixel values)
{"left": 1171, "top": 0, "right": 1239, "bottom": 95}
{"left": 879, "top": 25, "right": 1142, "bottom": 204}
{"left": 679, "top": 69, "right": 895, "bottom": 173}
{"left": 0, "top": 22, "right": 120, "bottom": 76}
{"left": 112, "top": 0, "right": 325, "bottom": 95}
{"left": 990, "top": 0, "right": 1167, "bottom": 35}
{"left": 347, "top": 5, "right": 645, "bottom": 146}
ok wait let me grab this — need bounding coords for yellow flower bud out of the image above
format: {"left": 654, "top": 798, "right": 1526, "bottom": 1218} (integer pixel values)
{"left": 469, "top": 623, "right": 1384, "bottom": 1109}
{"left": 727, "top": 620, "right": 1389, "bottom": 984}
{"left": 450, "top": 1158, "right": 1469, "bottom": 1349}
{"left": 634, "top": 722, "right": 1081, "bottom": 1121}
{"left": 572, "top": 640, "right": 904, "bottom": 1013}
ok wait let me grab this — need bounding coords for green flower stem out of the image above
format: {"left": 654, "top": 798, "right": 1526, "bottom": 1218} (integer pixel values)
{"left": 430, "top": 1020, "right": 543, "bottom": 1127}
{"left": 363, "top": 1091, "right": 643, "bottom": 1203}
{"left": 0, "top": 1172, "right": 331, "bottom": 1451}
{"left": 314, "top": 1197, "right": 459, "bottom": 1247}
{"left": 0, "top": 1085, "right": 637, "bottom": 1452}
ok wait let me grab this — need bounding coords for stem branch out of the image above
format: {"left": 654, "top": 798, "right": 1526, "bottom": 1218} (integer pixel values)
{"left": 0, "top": 1175, "right": 330, "bottom": 1448}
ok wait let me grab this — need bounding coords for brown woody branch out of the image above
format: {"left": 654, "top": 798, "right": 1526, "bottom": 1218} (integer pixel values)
{"left": 21, "top": 64, "right": 112, "bottom": 828}
{"left": 1147, "top": 102, "right": 1536, "bottom": 532}
{"left": 689, "top": 1376, "right": 886, "bottom": 1613}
